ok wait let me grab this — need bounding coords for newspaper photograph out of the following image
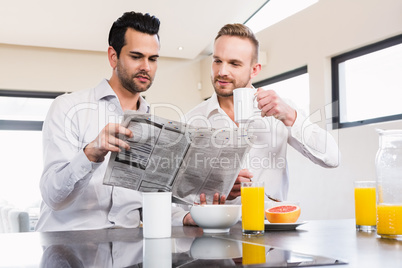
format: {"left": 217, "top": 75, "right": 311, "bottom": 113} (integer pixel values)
{"left": 103, "top": 111, "right": 252, "bottom": 205}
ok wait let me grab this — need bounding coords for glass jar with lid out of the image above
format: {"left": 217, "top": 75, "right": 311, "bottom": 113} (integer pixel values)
{"left": 375, "top": 129, "right": 402, "bottom": 240}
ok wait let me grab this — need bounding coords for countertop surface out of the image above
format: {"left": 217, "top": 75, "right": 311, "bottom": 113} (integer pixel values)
{"left": 0, "top": 219, "right": 401, "bottom": 267}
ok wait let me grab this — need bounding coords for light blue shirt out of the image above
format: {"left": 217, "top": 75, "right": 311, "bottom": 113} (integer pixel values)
{"left": 36, "top": 79, "right": 188, "bottom": 231}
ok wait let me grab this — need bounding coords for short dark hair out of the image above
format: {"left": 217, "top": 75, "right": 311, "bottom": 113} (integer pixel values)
{"left": 108, "top": 11, "right": 160, "bottom": 58}
{"left": 215, "top": 24, "right": 259, "bottom": 63}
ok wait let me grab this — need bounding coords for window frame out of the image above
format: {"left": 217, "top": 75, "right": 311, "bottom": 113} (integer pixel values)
{"left": 253, "top": 66, "right": 309, "bottom": 114}
{"left": 331, "top": 34, "right": 402, "bottom": 129}
{"left": 253, "top": 66, "right": 308, "bottom": 88}
{"left": 0, "top": 90, "right": 64, "bottom": 131}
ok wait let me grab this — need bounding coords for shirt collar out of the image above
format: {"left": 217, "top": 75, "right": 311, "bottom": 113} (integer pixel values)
{"left": 205, "top": 92, "right": 226, "bottom": 118}
{"left": 137, "top": 95, "right": 150, "bottom": 113}
{"left": 95, "top": 79, "right": 150, "bottom": 113}
{"left": 94, "top": 79, "right": 117, "bottom": 101}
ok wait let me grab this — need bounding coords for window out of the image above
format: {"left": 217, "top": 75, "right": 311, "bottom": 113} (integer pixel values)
{"left": 253, "top": 66, "right": 310, "bottom": 114}
{"left": 245, "top": 0, "right": 318, "bottom": 33}
{"left": 0, "top": 90, "right": 62, "bottom": 210}
{"left": 332, "top": 34, "right": 402, "bottom": 129}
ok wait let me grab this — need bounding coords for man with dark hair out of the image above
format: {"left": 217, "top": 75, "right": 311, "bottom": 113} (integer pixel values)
{"left": 108, "top": 12, "right": 160, "bottom": 60}
{"left": 186, "top": 23, "right": 339, "bottom": 204}
{"left": 36, "top": 11, "right": 190, "bottom": 231}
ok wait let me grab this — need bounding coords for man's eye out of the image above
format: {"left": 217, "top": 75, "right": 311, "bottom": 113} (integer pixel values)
{"left": 149, "top": 58, "right": 158, "bottom": 62}
{"left": 213, "top": 59, "right": 222, "bottom": 63}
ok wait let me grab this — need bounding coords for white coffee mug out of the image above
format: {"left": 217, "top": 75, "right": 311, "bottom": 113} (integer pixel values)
{"left": 233, "top": 87, "right": 259, "bottom": 123}
{"left": 142, "top": 192, "right": 172, "bottom": 238}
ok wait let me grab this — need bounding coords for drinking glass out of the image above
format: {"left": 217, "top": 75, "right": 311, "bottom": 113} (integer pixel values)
{"left": 241, "top": 181, "right": 265, "bottom": 236}
{"left": 354, "top": 181, "right": 376, "bottom": 232}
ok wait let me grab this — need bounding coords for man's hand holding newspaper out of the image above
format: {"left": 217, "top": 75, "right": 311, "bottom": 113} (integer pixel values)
{"left": 103, "top": 112, "right": 253, "bottom": 205}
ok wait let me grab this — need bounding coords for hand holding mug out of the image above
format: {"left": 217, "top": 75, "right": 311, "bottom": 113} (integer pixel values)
{"left": 256, "top": 88, "right": 297, "bottom": 126}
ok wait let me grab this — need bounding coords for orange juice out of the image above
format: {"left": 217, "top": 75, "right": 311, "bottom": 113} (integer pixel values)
{"left": 377, "top": 204, "right": 402, "bottom": 236}
{"left": 241, "top": 186, "right": 265, "bottom": 233}
{"left": 242, "top": 243, "right": 266, "bottom": 265}
{"left": 354, "top": 187, "right": 376, "bottom": 226}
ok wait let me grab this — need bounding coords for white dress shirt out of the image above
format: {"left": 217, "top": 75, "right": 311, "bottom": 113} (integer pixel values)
{"left": 36, "top": 79, "right": 188, "bottom": 232}
{"left": 185, "top": 92, "right": 340, "bottom": 202}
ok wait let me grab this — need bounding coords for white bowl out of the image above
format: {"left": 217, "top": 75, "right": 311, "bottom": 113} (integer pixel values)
{"left": 190, "top": 236, "right": 242, "bottom": 259}
{"left": 190, "top": 204, "right": 241, "bottom": 233}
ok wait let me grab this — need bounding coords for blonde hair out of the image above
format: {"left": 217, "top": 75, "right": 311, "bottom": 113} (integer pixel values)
{"left": 215, "top": 23, "right": 259, "bottom": 63}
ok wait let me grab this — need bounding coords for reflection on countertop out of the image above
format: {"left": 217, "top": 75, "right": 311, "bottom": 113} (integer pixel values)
{"left": 1, "top": 220, "right": 401, "bottom": 267}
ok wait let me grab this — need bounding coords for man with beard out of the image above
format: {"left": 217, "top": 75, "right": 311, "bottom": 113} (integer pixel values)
{"left": 36, "top": 11, "right": 191, "bottom": 231}
{"left": 185, "top": 24, "right": 339, "bottom": 204}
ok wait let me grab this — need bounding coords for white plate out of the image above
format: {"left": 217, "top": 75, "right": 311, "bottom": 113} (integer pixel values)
{"left": 264, "top": 220, "right": 308, "bottom": 231}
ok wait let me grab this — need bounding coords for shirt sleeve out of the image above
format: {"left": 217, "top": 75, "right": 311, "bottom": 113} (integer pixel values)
{"left": 287, "top": 111, "right": 340, "bottom": 168}
{"left": 40, "top": 96, "right": 103, "bottom": 211}
{"left": 171, "top": 205, "right": 191, "bottom": 226}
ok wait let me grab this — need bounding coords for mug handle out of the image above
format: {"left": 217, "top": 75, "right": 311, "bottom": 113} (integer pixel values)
{"left": 252, "top": 92, "right": 261, "bottom": 114}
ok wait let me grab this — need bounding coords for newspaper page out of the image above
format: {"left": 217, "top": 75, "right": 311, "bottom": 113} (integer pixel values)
{"left": 103, "top": 111, "right": 252, "bottom": 205}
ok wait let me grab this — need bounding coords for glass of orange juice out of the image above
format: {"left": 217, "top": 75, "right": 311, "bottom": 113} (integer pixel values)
{"left": 354, "top": 181, "right": 376, "bottom": 232}
{"left": 241, "top": 181, "right": 265, "bottom": 236}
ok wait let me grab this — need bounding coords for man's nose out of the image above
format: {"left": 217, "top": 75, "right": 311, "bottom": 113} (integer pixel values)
{"left": 140, "top": 59, "right": 151, "bottom": 72}
{"left": 218, "top": 63, "right": 229, "bottom": 76}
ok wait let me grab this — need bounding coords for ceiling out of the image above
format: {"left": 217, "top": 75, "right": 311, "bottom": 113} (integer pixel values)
{"left": 0, "top": 0, "right": 267, "bottom": 60}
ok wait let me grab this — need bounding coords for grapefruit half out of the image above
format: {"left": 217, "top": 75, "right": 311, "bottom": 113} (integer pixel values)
{"left": 265, "top": 205, "right": 301, "bottom": 223}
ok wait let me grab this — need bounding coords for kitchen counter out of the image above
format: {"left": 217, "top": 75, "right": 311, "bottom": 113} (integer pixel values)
{"left": 0, "top": 219, "right": 400, "bottom": 267}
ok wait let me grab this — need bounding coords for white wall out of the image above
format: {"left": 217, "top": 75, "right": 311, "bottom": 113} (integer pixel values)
{"left": 0, "top": 44, "right": 203, "bottom": 120}
{"left": 0, "top": 44, "right": 110, "bottom": 92}
{"left": 248, "top": 0, "right": 402, "bottom": 220}
{"left": 146, "top": 57, "right": 203, "bottom": 120}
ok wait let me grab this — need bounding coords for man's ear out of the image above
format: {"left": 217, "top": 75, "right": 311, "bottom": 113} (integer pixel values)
{"left": 108, "top": 46, "right": 118, "bottom": 69}
{"left": 250, "top": 63, "right": 262, "bottom": 80}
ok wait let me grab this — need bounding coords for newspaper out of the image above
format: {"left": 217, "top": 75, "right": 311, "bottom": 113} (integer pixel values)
{"left": 103, "top": 111, "right": 252, "bottom": 205}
